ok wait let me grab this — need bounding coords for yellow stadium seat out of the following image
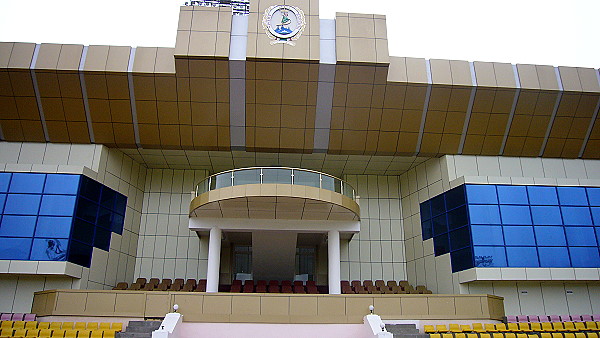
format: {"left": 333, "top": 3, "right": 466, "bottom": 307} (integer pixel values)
{"left": 39, "top": 329, "right": 53, "bottom": 338}
{"left": 541, "top": 333, "right": 552, "bottom": 338}
{"left": 565, "top": 333, "right": 575, "bottom": 338}
{"left": 13, "top": 329, "right": 27, "bottom": 338}
{"left": 450, "top": 324, "right": 463, "bottom": 333}
{"left": 587, "top": 334, "right": 599, "bottom": 338}
{"left": 574, "top": 323, "right": 586, "bottom": 332}
{"left": 51, "top": 329, "right": 66, "bottom": 338}
{"left": 517, "top": 334, "right": 528, "bottom": 338}
{"left": 519, "top": 323, "right": 532, "bottom": 332}
{"left": 442, "top": 334, "right": 453, "bottom": 338}
{"left": 531, "top": 323, "right": 543, "bottom": 332}
{"left": 0, "top": 329, "right": 13, "bottom": 337}
{"left": 436, "top": 325, "right": 449, "bottom": 333}
{"left": 493, "top": 332, "right": 504, "bottom": 338}
{"left": 529, "top": 335, "right": 539, "bottom": 338}
{"left": 552, "top": 333, "right": 564, "bottom": 338}
{"left": 507, "top": 323, "right": 520, "bottom": 332}
{"left": 62, "top": 323, "right": 74, "bottom": 330}
{"left": 74, "top": 323, "right": 86, "bottom": 330}
{"left": 497, "top": 324, "right": 509, "bottom": 332}
{"left": 38, "top": 323, "right": 51, "bottom": 330}
{"left": 542, "top": 322, "right": 556, "bottom": 332}
{"left": 456, "top": 333, "right": 467, "bottom": 338}
{"left": 90, "top": 330, "right": 103, "bottom": 338}
{"left": 467, "top": 334, "right": 478, "bottom": 338}
{"left": 103, "top": 330, "right": 116, "bottom": 338}
{"left": 0, "top": 322, "right": 13, "bottom": 330}
{"left": 25, "top": 322, "right": 38, "bottom": 330}
{"left": 98, "top": 323, "right": 111, "bottom": 330}
{"left": 425, "top": 325, "right": 436, "bottom": 333}
{"left": 430, "top": 334, "right": 442, "bottom": 338}
{"left": 26, "top": 329, "right": 41, "bottom": 337}
{"left": 505, "top": 333, "right": 516, "bottom": 338}
{"left": 87, "top": 323, "right": 98, "bottom": 330}
{"left": 480, "top": 333, "right": 492, "bottom": 338}
{"left": 473, "top": 324, "right": 486, "bottom": 333}
{"left": 77, "top": 329, "right": 92, "bottom": 338}
{"left": 485, "top": 324, "right": 499, "bottom": 332}
{"left": 13, "top": 321, "right": 26, "bottom": 330}
{"left": 110, "top": 323, "right": 122, "bottom": 332}
{"left": 461, "top": 325, "right": 473, "bottom": 332}
{"left": 563, "top": 323, "right": 577, "bottom": 332}
{"left": 64, "top": 330, "right": 78, "bottom": 338}
{"left": 575, "top": 333, "right": 586, "bottom": 338}
{"left": 50, "top": 323, "right": 62, "bottom": 330}
{"left": 554, "top": 323, "right": 568, "bottom": 332}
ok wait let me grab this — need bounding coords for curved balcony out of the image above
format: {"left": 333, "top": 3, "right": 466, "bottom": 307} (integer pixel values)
{"left": 190, "top": 167, "right": 360, "bottom": 221}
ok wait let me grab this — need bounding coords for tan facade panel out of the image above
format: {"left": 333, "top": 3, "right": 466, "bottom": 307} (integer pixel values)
{"left": 474, "top": 61, "right": 496, "bottom": 87}
{"left": 578, "top": 68, "right": 600, "bottom": 93}
{"left": 8, "top": 42, "right": 35, "bottom": 69}
{"left": 559, "top": 66, "right": 583, "bottom": 92}
{"left": 133, "top": 47, "right": 157, "bottom": 73}
{"left": 517, "top": 64, "right": 540, "bottom": 90}
{"left": 536, "top": 65, "right": 559, "bottom": 91}
{"left": 493, "top": 62, "right": 516, "bottom": 88}
{"left": 430, "top": 59, "right": 452, "bottom": 86}
{"left": 0, "top": 42, "right": 14, "bottom": 68}
{"left": 405, "top": 57, "right": 428, "bottom": 84}
{"left": 57, "top": 44, "right": 84, "bottom": 71}
{"left": 84, "top": 45, "right": 109, "bottom": 71}
{"left": 106, "top": 46, "right": 131, "bottom": 72}
{"left": 450, "top": 60, "right": 472, "bottom": 86}
{"left": 35, "top": 43, "right": 61, "bottom": 70}
{"left": 155, "top": 48, "right": 176, "bottom": 74}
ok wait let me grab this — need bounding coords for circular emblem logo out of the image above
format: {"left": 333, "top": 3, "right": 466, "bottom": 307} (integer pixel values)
{"left": 262, "top": 5, "right": 306, "bottom": 46}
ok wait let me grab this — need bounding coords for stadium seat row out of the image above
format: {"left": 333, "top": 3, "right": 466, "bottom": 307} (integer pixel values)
{"left": 507, "top": 316, "right": 600, "bottom": 324}
{"left": 430, "top": 332, "right": 599, "bottom": 338}
{"left": 424, "top": 322, "right": 600, "bottom": 334}
{"left": 341, "top": 280, "right": 432, "bottom": 294}
{"left": 0, "top": 323, "right": 121, "bottom": 332}
{"left": 0, "top": 328, "right": 117, "bottom": 338}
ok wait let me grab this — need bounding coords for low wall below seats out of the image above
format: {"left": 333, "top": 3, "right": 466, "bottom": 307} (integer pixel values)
{"left": 32, "top": 290, "right": 504, "bottom": 323}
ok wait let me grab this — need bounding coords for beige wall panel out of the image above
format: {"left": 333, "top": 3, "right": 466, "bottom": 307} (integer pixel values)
{"left": 174, "top": 30, "right": 191, "bottom": 56}
{"left": 217, "top": 10, "right": 233, "bottom": 32}
{"left": 374, "top": 16, "right": 387, "bottom": 40}
{"left": 191, "top": 6, "right": 220, "bottom": 32}
{"left": 0, "top": 42, "right": 14, "bottom": 67}
{"left": 84, "top": 45, "right": 110, "bottom": 71}
{"left": 173, "top": 294, "right": 204, "bottom": 321}
{"left": 178, "top": 8, "right": 193, "bottom": 31}
{"left": 317, "top": 297, "right": 347, "bottom": 323}
{"left": 57, "top": 44, "right": 84, "bottom": 71}
{"left": 231, "top": 295, "right": 261, "bottom": 316}
{"left": 114, "top": 293, "right": 146, "bottom": 317}
{"left": 84, "top": 292, "right": 117, "bottom": 316}
{"left": 373, "top": 297, "right": 402, "bottom": 318}
{"left": 494, "top": 62, "right": 516, "bottom": 88}
{"left": 106, "top": 46, "right": 131, "bottom": 72}
{"left": 346, "top": 296, "right": 374, "bottom": 322}
{"left": 259, "top": 296, "right": 290, "bottom": 323}
{"left": 348, "top": 16, "right": 375, "bottom": 38}
{"left": 133, "top": 47, "right": 157, "bottom": 73}
{"left": 155, "top": 48, "right": 176, "bottom": 73}
{"left": 455, "top": 296, "right": 484, "bottom": 317}
{"left": 578, "top": 68, "right": 600, "bottom": 93}
{"left": 405, "top": 57, "right": 428, "bottom": 84}
{"left": 145, "top": 293, "right": 171, "bottom": 318}
{"left": 286, "top": 0, "right": 316, "bottom": 15}
{"left": 428, "top": 297, "right": 456, "bottom": 317}
{"left": 450, "top": 60, "right": 472, "bottom": 86}
{"left": 289, "top": 296, "right": 318, "bottom": 322}
{"left": 474, "top": 62, "right": 496, "bottom": 87}
{"left": 558, "top": 66, "right": 583, "bottom": 92}
{"left": 349, "top": 38, "right": 376, "bottom": 63}
{"left": 35, "top": 43, "right": 61, "bottom": 70}
{"left": 401, "top": 297, "right": 428, "bottom": 316}
{"left": 516, "top": 64, "right": 540, "bottom": 90}
{"left": 335, "top": 13, "right": 349, "bottom": 37}
{"left": 202, "top": 295, "right": 232, "bottom": 322}
{"left": 536, "top": 65, "right": 559, "bottom": 91}
{"left": 8, "top": 42, "right": 35, "bottom": 69}
{"left": 189, "top": 31, "right": 217, "bottom": 56}
{"left": 429, "top": 59, "right": 452, "bottom": 85}
{"left": 375, "top": 39, "right": 389, "bottom": 64}
{"left": 336, "top": 36, "right": 351, "bottom": 63}
{"left": 36, "top": 72, "right": 61, "bottom": 97}
{"left": 55, "top": 292, "right": 87, "bottom": 315}
{"left": 31, "top": 292, "right": 48, "bottom": 316}
{"left": 215, "top": 32, "right": 231, "bottom": 58}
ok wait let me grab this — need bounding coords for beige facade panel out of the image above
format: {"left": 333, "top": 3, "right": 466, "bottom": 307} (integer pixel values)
{"left": 155, "top": 47, "right": 176, "bottom": 74}
{"left": 516, "top": 64, "right": 540, "bottom": 90}
{"left": 178, "top": 7, "right": 193, "bottom": 31}
{"left": 450, "top": 60, "right": 472, "bottom": 86}
{"left": 578, "top": 67, "right": 600, "bottom": 93}
{"left": 559, "top": 66, "right": 583, "bottom": 92}
{"left": 84, "top": 45, "right": 110, "bottom": 72}
{"left": 34, "top": 43, "right": 61, "bottom": 70}
{"left": 536, "top": 65, "right": 560, "bottom": 91}
{"left": 133, "top": 47, "right": 157, "bottom": 73}
{"left": 430, "top": 59, "right": 452, "bottom": 86}
{"left": 474, "top": 61, "right": 496, "bottom": 87}
{"left": 106, "top": 46, "right": 131, "bottom": 72}
{"left": 7, "top": 42, "right": 35, "bottom": 69}
{"left": 57, "top": 44, "right": 84, "bottom": 71}
{"left": 405, "top": 57, "right": 428, "bottom": 84}
{"left": 493, "top": 62, "right": 517, "bottom": 88}
{"left": 0, "top": 42, "right": 14, "bottom": 68}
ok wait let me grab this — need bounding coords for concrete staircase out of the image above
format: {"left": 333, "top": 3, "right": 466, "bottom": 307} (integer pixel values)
{"left": 385, "top": 324, "right": 429, "bottom": 338}
{"left": 116, "top": 321, "right": 162, "bottom": 338}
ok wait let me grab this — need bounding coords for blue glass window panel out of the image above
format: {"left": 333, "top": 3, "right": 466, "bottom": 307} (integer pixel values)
{"left": 0, "top": 194, "right": 5, "bottom": 213}
{"left": 39, "top": 195, "right": 76, "bottom": 216}
{"left": 420, "top": 201, "right": 432, "bottom": 221}
{"left": 80, "top": 177, "right": 102, "bottom": 202}
{"left": 434, "top": 234, "right": 450, "bottom": 256}
{"left": 8, "top": 173, "right": 45, "bottom": 193}
{"left": 72, "top": 218, "right": 95, "bottom": 245}
{"left": 262, "top": 168, "right": 292, "bottom": 184}
{"left": 422, "top": 220, "right": 433, "bottom": 240}
{"left": 100, "top": 188, "right": 116, "bottom": 210}
{"left": 449, "top": 226, "right": 471, "bottom": 251}
{"left": 527, "top": 186, "right": 558, "bottom": 205}
{"left": 97, "top": 207, "right": 112, "bottom": 229}
{"left": 35, "top": 217, "right": 72, "bottom": 238}
{"left": 473, "top": 246, "right": 507, "bottom": 267}
{"left": 0, "top": 237, "right": 32, "bottom": 260}
{"left": 504, "top": 226, "right": 536, "bottom": 246}
{"left": 75, "top": 197, "right": 98, "bottom": 223}
{"left": 506, "top": 247, "right": 539, "bottom": 267}
{"left": 94, "top": 227, "right": 111, "bottom": 251}
{"left": 531, "top": 206, "right": 563, "bottom": 225}
{"left": 43, "top": 174, "right": 80, "bottom": 195}
{"left": 448, "top": 205, "right": 469, "bottom": 230}
{"left": 538, "top": 247, "right": 571, "bottom": 268}
{"left": 569, "top": 247, "right": 600, "bottom": 268}
{"left": 534, "top": 226, "right": 567, "bottom": 246}
{"left": 0, "top": 173, "right": 11, "bottom": 192}
{"left": 451, "top": 247, "right": 474, "bottom": 273}
{"left": 557, "top": 187, "right": 589, "bottom": 206}
{"left": 468, "top": 205, "right": 501, "bottom": 224}
{"left": 111, "top": 213, "right": 124, "bottom": 235}
{"left": 430, "top": 194, "right": 445, "bottom": 217}
{"left": 445, "top": 185, "right": 466, "bottom": 210}
{"left": 497, "top": 185, "right": 529, "bottom": 205}
{"left": 471, "top": 225, "right": 504, "bottom": 245}
{"left": 587, "top": 188, "right": 600, "bottom": 206}
{"left": 500, "top": 205, "right": 532, "bottom": 225}
{"left": 561, "top": 207, "right": 592, "bottom": 225}
{"left": 4, "top": 194, "right": 41, "bottom": 215}
{"left": 30, "top": 238, "right": 68, "bottom": 261}
{"left": 114, "top": 194, "right": 127, "bottom": 216}
{"left": 0, "top": 215, "right": 37, "bottom": 237}
{"left": 565, "top": 227, "right": 597, "bottom": 246}
{"left": 67, "top": 240, "right": 93, "bottom": 268}
{"left": 592, "top": 208, "right": 600, "bottom": 225}
{"left": 432, "top": 214, "right": 448, "bottom": 236}
{"left": 466, "top": 185, "right": 498, "bottom": 204}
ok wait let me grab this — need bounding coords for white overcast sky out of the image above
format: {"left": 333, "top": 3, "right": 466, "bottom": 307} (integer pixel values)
{"left": 0, "top": 0, "right": 598, "bottom": 69}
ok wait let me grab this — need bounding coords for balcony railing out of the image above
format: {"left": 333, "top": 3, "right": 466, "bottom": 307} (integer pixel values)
{"left": 195, "top": 167, "right": 356, "bottom": 200}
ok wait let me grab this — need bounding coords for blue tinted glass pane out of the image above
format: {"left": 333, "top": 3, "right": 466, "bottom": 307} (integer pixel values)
{"left": 473, "top": 246, "right": 506, "bottom": 267}
{"left": 528, "top": 186, "right": 558, "bottom": 205}
{"left": 111, "top": 213, "right": 124, "bottom": 235}
{"left": 445, "top": 185, "right": 466, "bottom": 210}
{"left": 471, "top": 225, "right": 504, "bottom": 245}
{"left": 97, "top": 207, "right": 112, "bottom": 229}
{"left": 434, "top": 234, "right": 450, "bottom": 256}
{"left": 531, "top": 206, "right": 563, "bottom": 225}
{"left": 4, "top": 194, "right": 41, "bottom": 215}
{"left": 94, "top": 227, "right": 111, "bottom": 251}
{"left": 431, "top": 194, "right": 445, "bottom": 217}
{"left": 432, "top": 214, "right": 448, "bottom": 236}
{"left": 80, "top": 177, "right": 102, "bottom": 202}
{"left": 448, "top": 205, "right": 469, "bottom": 230}
{"left": 587, "top": 188, "right": 600, "bottom": 206}
{"left": 561, "top": 207, "right": 592, "bottom": 225}
{"left": 534, "top": 226, "right": 566, "bottom": 246}
{"left": 451, "top": 247, "right": 474, "bottom": 273}
{"left": 0, "top": 194, "right": 5, "bottom": 213}
{"left": 466, "top": 185, "right": 498, "bottom": 204}
{"left": 39, "top": 195, "right": 76, "bottom": 216}
{"left": 75, "top": 197, "right": 98, "bottom": 223}
{"left": 538, "top": 247, "right": 571, "bottom": 267}
{"left": 503, "top": 226, "right": 536, "bottom": 246}
{"left": 468, "top": 205, "right": 501, "bottom": 224}
{"left": 0, "top": 237, "right": 32, "bottom": 260}
{"left": 420, "top": 201, "right": 432, "bottom": 221}
{"left": 0, "top": 215, "right": 37, "bottom": 237}
{"left": 67, "top": 240, "right": 92, "bottom": 267}
{"left": 262, "top": 169, "right": 292, "bottom": 184}
{"left": 43, "top": 174, "right": 80, "bottom": 195}
{"left": 506, "top": 247, "right": 539, "bottom": 267}
{"left": 565, "top": 227, "right": 597, "bottom": 246}
{"left": 497, "top": 185, "right": 529, "bottom": 204}
{"left": 72, "top": 218, "right": 95, "bottom": 245}
{"left": 569, "top": 247, "right": 600, "bottom": 268}
{"left": 449, "top": 226, "right": 471, "bottom": 251}
{"left": 592, "top": 208, "right": 600, "bottom": 225}
{"left": 0, "top": 173, "right": 11, "bottom": 192}
{"left": 9, "top": 173, "right": 45, "bottom": 193}
{"left": 35, "top": 217, "right": 72, "bottom": 238}
{"left": 422, "top": 220, "right": 433, "bottom": 240}
{"left": 30, "top": 238, "right": 68, "bottom": 261}
{"left": 100, "top": 188, "right": 116, "bottom": 210}
{"left": 557, "top": 187, "right": 589, "bottom": 206}
{"left": 500, "top": 205, "right": 532, "bottom": 225}
{"left": 114, "top": 194, "right": 127, "bottom": 215}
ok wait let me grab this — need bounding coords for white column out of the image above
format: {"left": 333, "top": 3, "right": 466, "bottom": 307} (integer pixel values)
{"left": 206, "top": 227, "right": 222, "bottom": 293}
{"left": 328, "top": 230, "right": 341, "bottom": 294}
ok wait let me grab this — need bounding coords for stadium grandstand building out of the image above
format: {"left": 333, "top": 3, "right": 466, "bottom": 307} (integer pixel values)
{"left": 0, "top": 0, "right": 599, "bottom": 334}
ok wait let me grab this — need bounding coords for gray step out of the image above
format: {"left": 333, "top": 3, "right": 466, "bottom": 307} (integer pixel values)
{"left": 116, "top": 333, "right": 153, "bottom": 338}
{"left": 116, "top": 321, "right": 162, "bottom": 338}
{"left": 126, "top": 321, "right": 162, "bottom": 329}
{"left": 385, "top": 324, "right": 421, "bottom": 335}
